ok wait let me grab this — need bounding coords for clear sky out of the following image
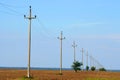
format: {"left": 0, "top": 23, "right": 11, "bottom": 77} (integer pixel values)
{"left": 0, "top": 0, "right": 120, "bottom": 70}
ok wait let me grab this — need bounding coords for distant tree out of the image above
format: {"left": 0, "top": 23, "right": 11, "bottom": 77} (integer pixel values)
{"left": 72, "top": 61, "right": 83, "bottom": 72}
{"left": 86, "top": 66, "right": 89, "bottom": 71}
{"left": 91, "top": 66, "right": 96, "bottom": 71}
{"left": 99, "top": 68, "right": 106, "bottom": 71}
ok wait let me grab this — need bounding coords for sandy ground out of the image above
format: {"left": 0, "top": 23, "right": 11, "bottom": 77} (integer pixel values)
{"left": 0, "top": 69, "right": 120, "bottom": 80}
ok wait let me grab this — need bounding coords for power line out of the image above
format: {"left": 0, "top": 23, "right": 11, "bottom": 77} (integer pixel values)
{"left": 0, "top": 2, "right": 24, "bottom": 16}
{"left": 0, "top": 10, "right": 19, "bottom": 16}
{"left": 35, "top": 17, "right": 56, "bottom": 38}
{"left": 0, "top": 2, "right": 24, "bottom": 8}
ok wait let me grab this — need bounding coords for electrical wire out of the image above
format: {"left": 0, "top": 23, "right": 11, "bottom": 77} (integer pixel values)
{"left": 0, "top": 9, "right": 19, "bottom": 16}
{"left": 0, "top": 2, "right": 25, "bottom": 16}
{"left": 35, "top": 16, "right": 59, "bottom": 38}
{"left": 0, "top": 2, "right": 25, "bottom": 8}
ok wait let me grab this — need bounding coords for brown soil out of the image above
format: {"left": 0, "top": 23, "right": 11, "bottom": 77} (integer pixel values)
{"left": 0, "top": 69, "right": 120, "bottom": 80}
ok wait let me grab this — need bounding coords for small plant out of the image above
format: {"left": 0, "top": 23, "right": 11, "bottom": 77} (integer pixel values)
{"left": 86, "top": 66, "right": 89, "bottom": 71}
{"left": 72, "top": 61, "right": 83, "bottom": 72}
{"left": 91, "top": 66, "right": 96, "bottom": 71}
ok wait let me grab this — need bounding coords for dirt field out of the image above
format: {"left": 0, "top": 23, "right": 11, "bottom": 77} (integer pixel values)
{"left": 0, "top": 69, "right": 120, "bottom": 80}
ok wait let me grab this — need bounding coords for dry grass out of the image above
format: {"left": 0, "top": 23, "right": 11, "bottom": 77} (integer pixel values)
{"left": 0, "top": 69, "right": 120, "bottom": 80}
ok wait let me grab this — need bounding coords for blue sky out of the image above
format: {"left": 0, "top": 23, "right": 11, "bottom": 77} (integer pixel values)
{"left": 0, "top": 0, "right": 120, "bottom": 70}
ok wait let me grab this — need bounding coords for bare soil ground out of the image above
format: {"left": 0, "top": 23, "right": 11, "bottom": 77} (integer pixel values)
{"left": 0, "top": 69, "right": 120, "bottom": 80}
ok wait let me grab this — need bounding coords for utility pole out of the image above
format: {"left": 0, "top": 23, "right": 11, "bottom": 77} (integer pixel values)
{"left": 81, "top": 48, "right": 84, "bottom": 70}
{"left": 72, "top": 41, "right": 77, "bottom": 62}
{"left": 92, "top": 56, "right": 95, "bottom": 67}
{"left": 86, "top": 51, "right": 88, "bottom": 67}
{"left": 90, "top": 55, "right": 92, "bottom": 68}
{"left": 24, "top": 6, "right": 36, "bottom": 78}
{"left": 58, "top": 31, "right": 65, "bottom": 75}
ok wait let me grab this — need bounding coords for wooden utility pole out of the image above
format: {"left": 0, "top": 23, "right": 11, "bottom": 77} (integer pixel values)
{"left": 24, "top": 6, "right": 36, "bottom": 78}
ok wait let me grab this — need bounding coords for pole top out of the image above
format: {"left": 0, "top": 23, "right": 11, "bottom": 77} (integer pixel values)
{"left": 61, "top": 31, "right": 63, "bottom": 34}
{"left": 29, "top": 6, "right": 31, "bottom": 9}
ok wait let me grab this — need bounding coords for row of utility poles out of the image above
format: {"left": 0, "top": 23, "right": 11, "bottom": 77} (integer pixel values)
{"left": 24, "top": 6, "right": 103, "bottom": 78}
{"left": 71, "top": 42, "right": 103, "bottom": 72}
{"left": 57, "top": 31, "right": 104, "bottom": 74}
{"left": 57, "top": 31, "right": 89, "bottom": 74}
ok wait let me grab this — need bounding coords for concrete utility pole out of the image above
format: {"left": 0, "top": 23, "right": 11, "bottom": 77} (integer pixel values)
{"left": 91, "top": 56, "right": 95, "bottom": 67}
{"left": 90, "top": 55, "right": 92, "bottom": 68}
{"left": 81, "top": 48, "right": 84, "bottom": 70}
{"left": 58, "top": 31, "right": 65, "bottom": 74}
{"left": 86, "top": 51, "right": 88, "bottom": 67}
{"left": 90, "top": 55, "right": 94, "bottom": 68}
{"left": 72, "top": 41, "right": 77, "bottom": 62}
{"left": 24, "top": 6, "right": 36, "bottom": 78}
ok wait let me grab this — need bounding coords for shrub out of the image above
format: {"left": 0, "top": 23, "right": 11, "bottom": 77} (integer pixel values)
{"left": 86, "top": 66, "right": 89, "bottom": 71}
{"left": 99, "top": 68, "right": 106, "bottom": 71}
{"left": 72, "top": 61, "right": 83, "bottom": 72}
{"left": 91, "top": 66, "right": 96, "bottom": 71}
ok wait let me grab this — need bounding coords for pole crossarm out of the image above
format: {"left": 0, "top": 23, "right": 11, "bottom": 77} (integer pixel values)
{"left": 24, "top": 16, "right": 36, "bottom": 19}
{"left": 57, "top": 31, "right": 65, "bottom": 40}
{"left": 72, "top": 41, "right": 77, "bottom": 48}
{"left": 24, "top": 6, "right": 36, "bottom": 20}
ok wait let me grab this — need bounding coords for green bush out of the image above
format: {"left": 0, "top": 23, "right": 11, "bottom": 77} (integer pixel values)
{"left": 99, "top": 68, "right": 106, "bottom": 71}
{"left": 72, "top": 61, "right": 83, "bottom": 72}
{"left": 86, "top": 66, "right": 89, "bottom": 71}
{"left": 91, "top": 66, "right": 96, "bottom": 71}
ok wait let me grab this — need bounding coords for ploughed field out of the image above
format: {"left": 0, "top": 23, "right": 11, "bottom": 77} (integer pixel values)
{"left": 0, "top": 69, "right": 120, "bottom": 80}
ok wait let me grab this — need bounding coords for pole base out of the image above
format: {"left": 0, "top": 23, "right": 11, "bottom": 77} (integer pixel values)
{"left": 59, "top": 73, "right": 63, "bottom": 75}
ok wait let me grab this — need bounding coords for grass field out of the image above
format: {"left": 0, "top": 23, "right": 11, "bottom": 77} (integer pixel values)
{"left": 0, "top": 69, "right": 120, "bottom": 80}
